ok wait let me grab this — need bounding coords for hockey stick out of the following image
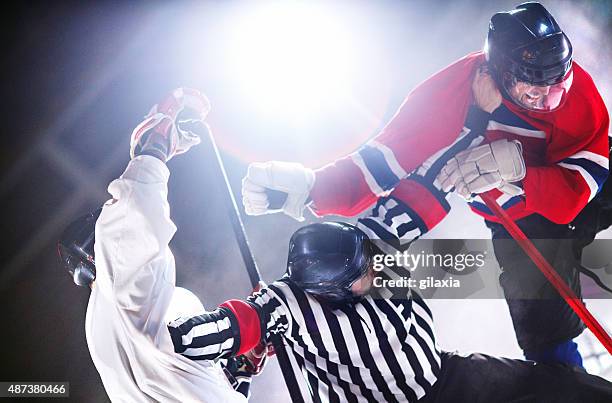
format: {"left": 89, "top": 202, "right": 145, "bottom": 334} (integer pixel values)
{"left": 193, "top": 121, "right": 304, "bottom": 401}
{"left": 198, "top": 127, "right": 262, "bottom": 289}
{"left": 480, "top": 193, "right": 612, "bottom": 355}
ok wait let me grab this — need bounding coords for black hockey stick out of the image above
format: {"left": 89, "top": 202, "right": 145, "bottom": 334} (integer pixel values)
{"left": 188, "top": 120, "right": 304, "bottom": 402}
{"left": 197, "top": 123, "right": 263, "bottom": 289}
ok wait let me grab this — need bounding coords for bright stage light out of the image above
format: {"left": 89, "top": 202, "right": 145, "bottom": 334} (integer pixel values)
{"left": 226, "top": 2, "right": 355, "bottom": 121}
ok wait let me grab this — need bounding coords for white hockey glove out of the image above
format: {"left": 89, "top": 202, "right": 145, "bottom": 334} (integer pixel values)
{"left": 242, "top": 161, "right": 315, "bottom": 221}
{"left": 437, "top": 139, "right": 526, "bottom": 200}
{"left": 130, "top": 87, "right": 210, "bottom": 162}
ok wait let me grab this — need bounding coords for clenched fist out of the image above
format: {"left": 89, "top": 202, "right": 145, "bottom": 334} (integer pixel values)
{"left": 242, "top": 161, "right": 315, "bottom": 221}
{"left": 130, "top": 88, "right": 211, "bottom": 162}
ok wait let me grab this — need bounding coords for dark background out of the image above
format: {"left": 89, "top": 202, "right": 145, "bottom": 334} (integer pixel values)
{"left": 1, "top": 1, "right": 610, "bottom": 402}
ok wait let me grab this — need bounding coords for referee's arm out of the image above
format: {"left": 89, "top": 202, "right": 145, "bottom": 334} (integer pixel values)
{"left": 167, "top": 299, "right": 263, "bottom": 360}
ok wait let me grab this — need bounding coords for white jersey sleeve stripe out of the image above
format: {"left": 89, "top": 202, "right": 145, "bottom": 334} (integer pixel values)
{"left": 351, "top": 151, "right": 387, "bottom": 196}
{"left": 369, "top": 140, "right": 408, "bottom": 179}
{"left": 558, "top": 162, "right": 600, "bottom": 202}
{"left": 487, "top": 120, "right": 546, "bottom": 139}
{"left": 565, "top": 150, "right": 609, "bottom": 169}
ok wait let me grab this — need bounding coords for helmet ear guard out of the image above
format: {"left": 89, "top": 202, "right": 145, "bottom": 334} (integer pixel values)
{"left": 57, "top": 208, "right": 101, "bottom": 287}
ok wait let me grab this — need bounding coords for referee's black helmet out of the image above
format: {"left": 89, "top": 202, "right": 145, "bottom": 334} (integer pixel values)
{"left": 286, "top": 222, "right": 374, "bottom": 303}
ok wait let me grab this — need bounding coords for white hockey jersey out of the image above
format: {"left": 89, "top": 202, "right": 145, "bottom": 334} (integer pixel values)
{"left": 85, "top": 155, "right": 246, "bottom": 403}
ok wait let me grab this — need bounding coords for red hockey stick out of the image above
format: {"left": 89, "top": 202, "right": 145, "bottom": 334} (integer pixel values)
{"left": 481, "top": 193, "right": 612, "bottom": 355}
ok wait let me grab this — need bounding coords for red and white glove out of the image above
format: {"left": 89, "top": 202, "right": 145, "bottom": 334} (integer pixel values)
{"left": 437, "top": 139, "right": 526, "bottom": 200}
{"left": 130, "top": 87, "right": 211, "bottom": 162}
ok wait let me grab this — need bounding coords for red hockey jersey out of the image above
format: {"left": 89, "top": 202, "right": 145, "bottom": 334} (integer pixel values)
{"left": 309, "top": 52, "right": 609, "bottom": 227}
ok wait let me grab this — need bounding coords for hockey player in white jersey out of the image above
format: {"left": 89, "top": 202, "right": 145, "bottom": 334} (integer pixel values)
{"left": 57, "top": 88, "right": 261, "bottom": 402}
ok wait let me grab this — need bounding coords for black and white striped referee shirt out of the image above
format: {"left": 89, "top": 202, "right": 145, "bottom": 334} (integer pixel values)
{"left": 170, "top": 277, "right": 440, "bottom": 403}
{"left": 259, "top": 279, "right": 440, "bottom": 402}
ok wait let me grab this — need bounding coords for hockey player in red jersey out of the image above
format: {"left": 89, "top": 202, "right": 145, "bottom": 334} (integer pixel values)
{"left": 241, "top": 2, "right": 609, "bottom": 367}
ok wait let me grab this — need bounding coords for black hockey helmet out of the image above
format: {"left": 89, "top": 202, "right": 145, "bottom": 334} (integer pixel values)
{"left": 57, "top": 208, "right": 101, "bottom": 287}
{"left": 286, "top": 222, "right": 373, "bottom": 303}
{"left": 485, "top": 2, "right": 573, "bottom": 112}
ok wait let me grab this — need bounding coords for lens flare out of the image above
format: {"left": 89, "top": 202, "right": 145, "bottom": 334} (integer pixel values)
{"left": 226, "top": 2, "right": 355, "bottom": 122}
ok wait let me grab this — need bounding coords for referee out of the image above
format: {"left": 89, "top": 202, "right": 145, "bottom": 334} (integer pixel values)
{"left": 168, "top": 219, "right": 612, "bottom": 402}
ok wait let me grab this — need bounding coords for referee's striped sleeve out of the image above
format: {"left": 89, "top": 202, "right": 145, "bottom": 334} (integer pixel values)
{"left": 167, "top": 306, "right": 240, "bottom": 360}
{"left": 247, "top": 285, "right": 291, "bottom": 339}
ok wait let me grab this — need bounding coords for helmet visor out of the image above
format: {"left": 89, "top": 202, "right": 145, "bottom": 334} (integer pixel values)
{"left": 503, "top": 68, "right": 573, "bottom": 112}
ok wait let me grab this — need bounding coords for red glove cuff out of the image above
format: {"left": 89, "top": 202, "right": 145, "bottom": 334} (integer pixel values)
{"left": 220, "top": 300, "right": 262, "bottom": 356}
